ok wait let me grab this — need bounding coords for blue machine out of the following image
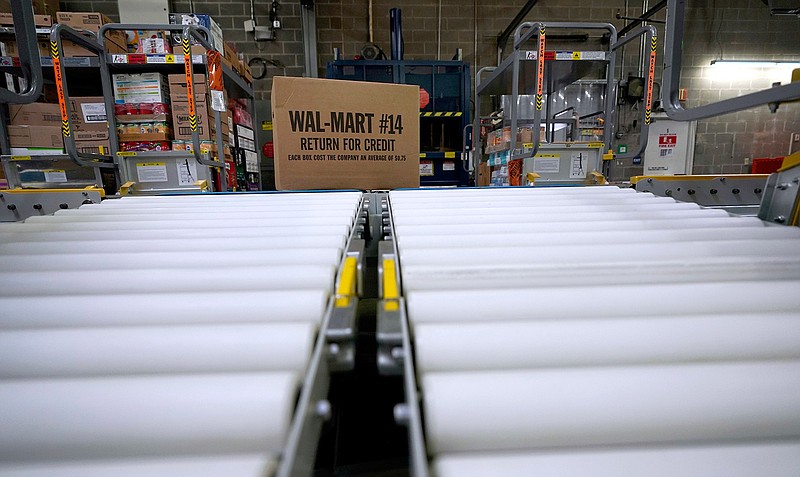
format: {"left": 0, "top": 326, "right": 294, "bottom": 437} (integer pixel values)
{"left": 326, "top": 59, "right": 471, "bottom": 187}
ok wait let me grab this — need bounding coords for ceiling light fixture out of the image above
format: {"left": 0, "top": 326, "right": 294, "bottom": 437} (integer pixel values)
{"left": 710, "top": 59, "right": 800, "bottom": 67}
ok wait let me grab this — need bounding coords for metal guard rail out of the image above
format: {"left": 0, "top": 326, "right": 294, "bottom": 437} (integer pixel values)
{"left": 610, "top": 25, "right": 658, "bottom": 160}
{"left": 50, "top": 24, "right": 115, "bottom": 169}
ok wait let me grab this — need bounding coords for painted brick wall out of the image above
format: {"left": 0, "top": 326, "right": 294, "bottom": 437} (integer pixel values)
{"left": 61, "top": 0, "right": 800, "bottom": 180}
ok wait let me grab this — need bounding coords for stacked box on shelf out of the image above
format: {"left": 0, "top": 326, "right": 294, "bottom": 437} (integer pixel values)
{"left": 7, "top": 102, "right": 63, "bottom": 152}
{"left": 69, "top": 96, "right": 110, "bottom": 153}
{"left": 168, "top": 74, "right": 229, "bottom": 147}
{"left": 55, "top": 12, "right": 127, "bottom": 56}
{"left": 228, "top": 97, "right": 257, "bottom": 190}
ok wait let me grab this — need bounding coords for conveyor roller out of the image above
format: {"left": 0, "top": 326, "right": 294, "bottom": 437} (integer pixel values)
{"left": 386, "top": 186, "right": 800, "bottom": 475}
{"left": 0, "top": 191, "right": 364, "bottom": 476}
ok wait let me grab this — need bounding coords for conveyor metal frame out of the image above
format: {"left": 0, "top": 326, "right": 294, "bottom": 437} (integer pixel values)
{"left": 376, "top": 194, "right": 430, "bottom": 477}
{"left": 758, "top": 153, "right": 800, "bottom": 226}
{"left": 0, "top": 186, "right": 103, "bottom": 221}
{"left": 277, "top": 193, "right": 367, "bottom": 476}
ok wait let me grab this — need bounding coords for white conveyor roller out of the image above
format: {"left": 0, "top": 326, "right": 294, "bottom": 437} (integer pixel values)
{"left": 0, "top": 373, "right": 297, "bottom": 461}
{"left": 1, "top": 286, "right": 328, "bottom": 330}
{"left": 0, "top": 266, "right": 334, "bottom": 296}
{"left": 387, "top": 186, "right": 800, "bottom": 472}
{"left": 422, "top": 361, "right": 800, "bottom": 453}
{"left": 0, "top": 225, "right": 350, "bottom": 242}
{"left": 406, "top": 280, "right": 800, "bottom": 323}
{"left": 392, "top": 216, "right": 766, "bottom": 236}
{"left": 397, "top": 226, "right": 800, "bottom": 248}
{"left": 0, "top": 454, "right": 277, "bottom": 477}
{"left": 0, "top": 250, "right": 341, "bottom": 272}
{"left": 433, "top": 440, "right": 800, "bottom": 477}
{"left": 0, "top": 237, "right": 345, "bottom": 255}
{"left": 414, "top": 313, "right": 800, "bottom": 372}
{"left": 0, "top": 323, "right": 315, "bottom": 378}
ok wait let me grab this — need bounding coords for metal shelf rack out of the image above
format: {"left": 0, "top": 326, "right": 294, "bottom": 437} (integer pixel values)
{"left": 473, "top": 22, "right": 658, "bottom": 186}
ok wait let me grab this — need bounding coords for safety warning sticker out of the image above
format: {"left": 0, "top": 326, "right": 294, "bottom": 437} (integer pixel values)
{"left": 136, "top": 162, "right": 168, "bottom": 182}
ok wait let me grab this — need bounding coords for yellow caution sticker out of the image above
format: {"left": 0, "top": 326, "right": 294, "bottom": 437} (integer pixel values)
{"left": 588, "top": 142, "right": 605, "bottom": 148}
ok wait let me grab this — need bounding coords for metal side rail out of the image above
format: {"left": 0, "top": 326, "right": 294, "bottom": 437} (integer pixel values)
{"left": 759, "top": 152, "right": 800, "bottom": 226}
{"left": 277, "top": 193, "right": 367, "bottom": 477}
{"left": 376, "top": 195, "right": 429, "bottom": 477}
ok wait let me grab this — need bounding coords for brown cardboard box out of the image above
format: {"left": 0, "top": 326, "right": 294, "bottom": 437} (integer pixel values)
{"left": 75, "top": 139, "right": 110, "bottom": 154}
{"left": 172, "top": 99, "right": 213, "bottom": 141}
{"left": 242, "top": 61, "right": 253, "bottom": 83}
{"left": 223, "top": 41, "right": 237, "bottom": 66}
{"left": 477, "top": 161, "right": 491, "bottom": 187}
{"left": 33, "top": 0, "right": 57, "bottom": 16}
{"left": 1, "top": 39, "right": 50, "bottom": 57}
{"left": 55, "top": 11, "right": 111, "bottom": 32}
{"left": 168, "top": 73, "right": 207, "bottom": 100}
{"left": 8, "top": 125, "right": 63, "bottom": 148}
{"left": 0, "top": 13, "right": 52, "bottom": 26}
{"left": 9, "top": 102, "right": 61, "bottom": 126}
{"left": 271, "top": 76, "right": 419, "bottom": 190}
{"left": 60, "top": 34, "right": 126, "bottom": 57}
{"left": 68, "top": 96, "right": 108, "bottom": 136}
{"left": 55, "top": 12, "right": 127, "bottom": 55}
{"left": 74, "top": 130, "right": 109, "bottom": 141}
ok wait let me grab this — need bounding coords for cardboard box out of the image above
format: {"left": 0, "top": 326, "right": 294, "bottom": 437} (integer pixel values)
{"left": 223, "top": 41, "right": 237, "bottom": 66}
{"left": 55, "top": 12, "right": 111, "bottom": 32}
{"left": 168, "top": 13, "right": 223, "bottom": 53}
{"left": 75, "top": 139, "right": 110, "bottom": 155}
{"left": 168, "top": 73, "right": 207, "bottom": 100}
{"left": 272, "top": 76, "right": 420, "bottom": 190}
{"left": 33, "top": 0, "right": 57, "bottom": 16}
{"left": 55, "top": 12, "right": 127, "bottom": 55}
{"left": 9, "top": 102, "right": 61, "bottom": 126}
{"left": 242, "top": 61, "right": 253, "bottom": 84}
{"left": 0, "top": 39, "right": 50, "bottom": 57}
{"left": 172, "top": 99, "right": 213, "bottom": 141}
{"left": 73, "top": 130, "right": 109, "bottom": 141}
{"left": 0, "top": 13, "right": 52, "bottom": 26}
{"left": 68, "top": 96, "right": 107, "bottom": 136}
{"left": 8, "top": 125, "right": 63, "bottom": 148}
{"left": 477, "top": 161, "right": 491, "bottom": 187}
{"left": 113, "top": 73, "right": 170, "bottom": 104}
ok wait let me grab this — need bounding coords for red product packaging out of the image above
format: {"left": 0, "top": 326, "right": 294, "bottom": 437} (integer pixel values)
{"left": 115, "top": 103, "right": 139, "bottom": 115}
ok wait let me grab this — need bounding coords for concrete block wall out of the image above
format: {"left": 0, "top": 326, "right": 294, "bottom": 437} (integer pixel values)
{"left": 60, "top": 0, "right": 800, "bottom": 180}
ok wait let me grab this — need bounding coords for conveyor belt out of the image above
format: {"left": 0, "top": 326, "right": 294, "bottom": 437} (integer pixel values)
{"left": 0, "top": 191, "right": 363, "bottom": 476}
{"left": 387, "top": 186, "right": 800, "bottom": 476}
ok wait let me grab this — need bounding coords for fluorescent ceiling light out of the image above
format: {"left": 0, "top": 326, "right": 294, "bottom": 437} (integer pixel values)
{"left": 710, "top": 59, "right": 800, "bottom": 67}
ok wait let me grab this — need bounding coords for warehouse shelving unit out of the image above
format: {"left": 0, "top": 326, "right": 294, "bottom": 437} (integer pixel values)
{"left": 473, "top": 22, "right": 657, "bottom": 186}
{"left": 0, "top": 0, "right": 108, "bottom": 221}
{"left": 1, "top": 15, "right": 257, "bottom": 211}
{"left": 326, "top": 59, "right": 471, "bottom": 187}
